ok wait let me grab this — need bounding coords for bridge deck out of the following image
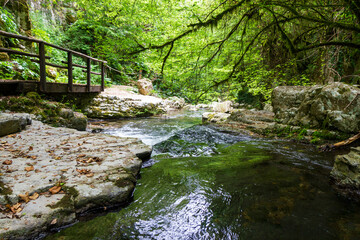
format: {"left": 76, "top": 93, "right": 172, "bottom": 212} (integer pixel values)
{"left": 0, "top": 80, "right": 102, "bottom": 95}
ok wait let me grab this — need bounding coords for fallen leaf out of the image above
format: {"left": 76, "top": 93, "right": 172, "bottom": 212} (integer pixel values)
{"left": 28, "top": 146, "right": 33, "bottom": 151}
{"left": 60, "top": 169, "right": 68, "bottom": 172}
{"left": 86, "top": 173, "right": 94, "bottom": 177}
{"left": 25, "top": 166, "right": 34, "bottom": 172}
{"left": 78, "top": 154, "right": 86, "bottom": 158}
{"left": 3, "top": 160, "right": 12, "bottom": 165}
{"left": 10, "top": 203, "right": 22, "bottom": 213}
{"left": 76, "top": 169, "right": 91, "bottom": 175}
{"left": 29, "top": 192, "right": 39, "bottom": 200}
{"left": 35, "top": 169, "right": 41, "bottom": 173}
{"left": 50, "top": 218, "right": 57, "bottom": 225}
{"left": 31, "top": 156, "right": 37, "bottom": 160}
{"left": 54, "top": 156, "right": 62, "bottom": 160}
{"left": 49, "top": 186, "right": 61, "bottom": 194}
{"left": 19, "top": 192, "right": 30, "bottom": 203}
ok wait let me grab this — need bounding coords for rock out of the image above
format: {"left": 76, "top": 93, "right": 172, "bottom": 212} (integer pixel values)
{"left": 59, "top": 108, "right": 88, "bottom": 131}
{"left": 263, "top": 103, "right": 273, "bottom": 112}
{"left": 0, "top": 120, "right": 152, "bottom": 239}
{"left": 85, "top": 95, "right": 165, "bottom": 118}
{"left": 213, "top": 101, "right": 233, "bottom": 113}
{"left": 164, "top": 97, "right": 186, "bottom": 109}
{"left": 330, "top": 147, "right": 360, "bottom": 201}
{"left": 202, "top": 112, "right": 231, "bottom": 123}
{"left": 272, "top": 83, "right": 360, "bottom": 133}
{"left": 272, "top": 86, "right": 310, "bottom": 124}
{"left": 136, "top": 78, "right": 154, "bottom": 95}
{"left": 0, "top": 113, "right": 32, "bottom": 137}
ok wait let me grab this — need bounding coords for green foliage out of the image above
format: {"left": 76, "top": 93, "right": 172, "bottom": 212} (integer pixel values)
{"left": 0, "top": 7, "right": 19, "bottom": 46}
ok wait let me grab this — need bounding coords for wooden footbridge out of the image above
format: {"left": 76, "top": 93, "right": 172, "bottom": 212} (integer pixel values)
{"left": 0, "top": 30, "right": 120, "bottom": 94}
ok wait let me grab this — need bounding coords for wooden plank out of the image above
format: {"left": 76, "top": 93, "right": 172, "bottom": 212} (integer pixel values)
{"left": 101, "top": 62, "right": 105, "bottom": 91}
{"left": 82, "top": 70, "right": 102, "bottom": 75}
{"left": 0, "top": 30, "right": 43, "bottom": 43}
{"left": 62, "top": 61, "right": 87, "bottom": 69}
{"left": 0, "top": 80, "right": 102, "bottom": 94}
{"left": 38, "top": 42, "right": 46, "bottom": 92}
{"left": 86, "top": 58, "right": 91, "bottom": 92}
{"left": 0, "top": 30, "right": 106, "bottom": 63}
{"left": 0, "top": 47, "right": 50, "bottom": 59}
{"left": 45, "top": 42, "right": 107, "bottom": 63}
{"left": 68, "top": 52, "right": 73, "bottom": 92}
{"left": 30, "top": 59, "right": 67, "bottom": 69}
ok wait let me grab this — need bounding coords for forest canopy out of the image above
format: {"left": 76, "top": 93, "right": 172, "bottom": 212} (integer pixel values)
{"left": 2, "top": 0, "right": 360, "bottom": 104}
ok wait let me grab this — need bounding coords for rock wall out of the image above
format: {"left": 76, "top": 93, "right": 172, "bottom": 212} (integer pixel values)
{"left": 272, "top": 82, "right": 360, "bottom": 133}
{"left": 84, "top": 94, "right": 186, "bottom": 119}
{"left": 330, "top": 147, "right": 360, "bottom": 201}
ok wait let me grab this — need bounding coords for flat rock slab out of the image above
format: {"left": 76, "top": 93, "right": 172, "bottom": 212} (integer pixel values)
{"left": 0, "top": 120, "right": 152, "bottom": 239}
{"left": 0, "top": 113, "right": 32, "bottom": 137}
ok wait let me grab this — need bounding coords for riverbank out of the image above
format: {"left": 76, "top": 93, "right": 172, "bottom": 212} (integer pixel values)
{"left": 0, "top": 117, "right": 151, "bottom": 239}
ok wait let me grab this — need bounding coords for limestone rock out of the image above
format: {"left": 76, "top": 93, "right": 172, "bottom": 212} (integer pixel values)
{"left": 0, "top": 113, "right": 31, "bottom": 137}
{"left": 0, "top": 120, "right": 152, "bottom": 239}
{"left": 59, "top": 108, "right": 88, "bottom": 131}
{"left": 330, "top": 147, "right": 360, "bottom": 201}
{"left": 272, "top": 83, "right": 360, "bottom": 133}
{"left": 272, "top": 86, "right": 310, "bottom": 124}
{"left": 213, "top": 101, "right": 233, "bottom": 113}
{"left": 137, "top": 78, "right": 154, "bottom": 95}
{"left": 164, "top": 97, "right": 186, "bottom": 109}
{"left": 202, "top": 112, "right": 231, "bottom": 123}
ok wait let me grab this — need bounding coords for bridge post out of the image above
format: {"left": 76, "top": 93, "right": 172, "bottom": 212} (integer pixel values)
{"left": 39, "top": 42, "right": 46, "bottom": 92}
{"left": 86, "top": 58, "right": 91, "bottom": 92}
{"left": 101, "top": 62, "right": 105, "bottom": 91}
{"left": 67, "top": 52, "right": 73, "bottom": 92}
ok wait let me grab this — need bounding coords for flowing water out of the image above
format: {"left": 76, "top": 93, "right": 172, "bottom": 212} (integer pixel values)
{"left": 48, "top": 110, "right": 360, "bottom": 240}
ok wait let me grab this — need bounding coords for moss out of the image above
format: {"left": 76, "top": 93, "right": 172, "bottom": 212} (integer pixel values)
{"left": 47, "top": 186, "right": 78, "bottom": 210}
{"left": 0, "top": 181, "right": 12, "bottom": 196}
{"left": 114, "top": 174, "right": 137, "bottom": 188}
{"left": 26, "top": 92, "right": 41, "bottom": 102}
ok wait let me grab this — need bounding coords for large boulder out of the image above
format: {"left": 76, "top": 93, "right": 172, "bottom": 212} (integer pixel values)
{"left": 0, "top": 113, "right": 32, "bottom": 137}
{"left": 272, "top": 86, "right": 310, "bottom": 124}
{"left": 212, "top": 101, "right": 233, "bottom": 113}
{"left": 330, "top": 147, "right": 360, "bottom": 201}
{"left": 272, "top": 83, "right": 360, "bottom": 133}
{"left": 202, "top": 112, "right": 231, "bottom": 123}
{"left": 59, "top": 108, "right": 88, "bottom": 131}
{"left": 136, "top": 78, "right": 154, "bottom": 95}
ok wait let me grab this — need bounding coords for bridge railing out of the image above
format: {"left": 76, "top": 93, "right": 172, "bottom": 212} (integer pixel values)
{"left": 0, "top": 30, "right": 108, "bottom": 93}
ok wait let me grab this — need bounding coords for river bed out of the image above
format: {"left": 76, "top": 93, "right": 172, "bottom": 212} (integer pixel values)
{"left": 47, "top": 110, "right": 360, "bottom": 239}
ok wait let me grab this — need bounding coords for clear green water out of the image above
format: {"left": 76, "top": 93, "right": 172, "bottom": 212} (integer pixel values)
{"left": 48, "top": 111, "right": 360, "bottom": 240}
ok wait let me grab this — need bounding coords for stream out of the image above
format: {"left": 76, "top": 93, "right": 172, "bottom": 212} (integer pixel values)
{"left": 48, "top": 110, "right": 360, "bottom": 239}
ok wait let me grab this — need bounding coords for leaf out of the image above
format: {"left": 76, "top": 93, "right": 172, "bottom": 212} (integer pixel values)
{"left": 31, "top": 156, "right": 37, "bottom": 160}
{"left": 86, "top": 173, "right": 94, "bottom": 177}
{"left": 19, "top": 192, "right": 30, "bottom": 203}
{"left": 50, "top": 218, "right": 57, "bottom": 225}
{"left": 25, "top": 166, "right": 34, "bottom": 172}
{"left": 49, "top": 186, "right": 61, "bottom": 194}
{"left": 78, "top": 154, "right": 86, "bottom": 158}
{"left": 10, "top": 203, "right": 22, "bottom": 213}
{"left": 3, "top": 160, "right": 12, "bottom": 165}
{"left": 29, "top": 192, "right": 39, "bottom": 200}
{"left": 28, "top": 146, "right": 33, "bottom": 151}
{"left": 54, "top": 156, "right": 62, "bottom": 160}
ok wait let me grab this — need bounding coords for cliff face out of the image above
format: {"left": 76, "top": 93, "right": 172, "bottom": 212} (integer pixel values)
{"left": 27, "top": 0, "right": 77, "bottom": 28}
{"left": 0, "top": 0, "right": 76, "bottom": 36}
